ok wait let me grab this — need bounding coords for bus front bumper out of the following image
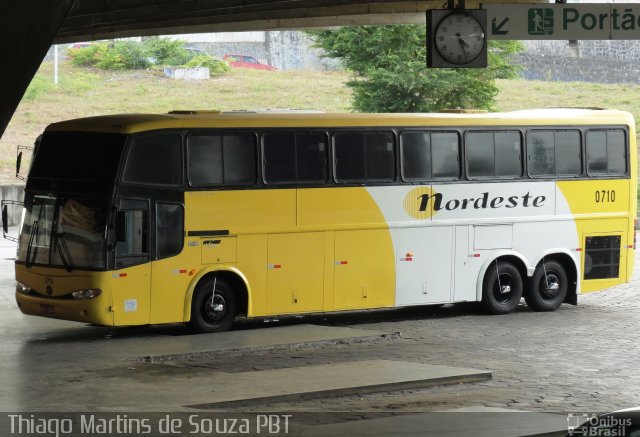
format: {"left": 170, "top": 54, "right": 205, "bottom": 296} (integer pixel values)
{"left": 15, "top": 291, "right": 113, "bottom": 326}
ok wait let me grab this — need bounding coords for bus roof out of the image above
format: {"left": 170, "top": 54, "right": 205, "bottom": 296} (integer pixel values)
{"left": 45, "top": 108, "right": 635, "bottom": 134}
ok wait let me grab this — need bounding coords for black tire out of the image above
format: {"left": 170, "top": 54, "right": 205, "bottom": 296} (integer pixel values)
{"left": 482, "top": 261, "right": 524, "bottom": 315}
{"left": 188, "top": 277, "right": 237, "bottom": 333}
{"left": 525, "top": 260, "right": 568, "bottom": 312}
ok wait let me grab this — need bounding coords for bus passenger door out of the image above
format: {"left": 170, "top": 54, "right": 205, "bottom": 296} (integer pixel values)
{"left": 111, "top": 199, "right": 151, "bottom": 326}
{"left": 149, "top": 202, "right": 189, "bottom": 324}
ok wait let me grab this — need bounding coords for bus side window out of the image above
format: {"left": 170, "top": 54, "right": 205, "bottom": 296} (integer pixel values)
{"left": 333, "top": 131, "right": 395, "bottom": 183}
{"left": 262, "top": 132, "right": 328, "bottom": 185}
{"left": 400, "top": 132, "right": 431, "bottom": 181}
{"left": 263, "top": 133, "right": 296, "bottom": 183}
{"left": 296, "top": 132, "right": 327, "bottom": 183}
{"left": 115, "top": 202, "right": 149, "bottom": 268}
{"left": 188, "top": 133, "right": 256, "bottom": 187}
{"left": 156, "top": 203, "right": 184, "bottom": 260}
{"left": 466, "top": 131, "right": 522, "bottom": 179}
{"left": 432, "top": 132, "right": 460, "bottom": 179}
{"left": 528, "top": 130, "right": 581, "bottom": 177}
{"left": 527, "top": 131, "right": 555, "bottom": 176}
{"left": 587, "top": 129, "right": 627, "bottom": 176}
{"left": 123, "top": 134, "right": 183, "bottom": 186}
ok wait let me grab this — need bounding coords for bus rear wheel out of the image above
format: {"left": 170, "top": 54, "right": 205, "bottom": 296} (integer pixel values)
{"left": 525, "top": 260, "right": 567, "bottom": 312}
{"left": 188, "top": 277, "right": 237, "bottom": 333}
{"left": 482, "top": 261, "right": 523, "bottom": 315}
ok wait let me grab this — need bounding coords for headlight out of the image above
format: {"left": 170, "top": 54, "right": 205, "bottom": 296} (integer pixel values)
{"left": 16, "top": 282, "right": 31, "bottom": 294}
{"left": 71, "top": 289, "right": 102, "bottom": 300}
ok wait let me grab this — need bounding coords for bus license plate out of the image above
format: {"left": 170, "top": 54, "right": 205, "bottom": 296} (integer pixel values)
{"left": 40, "top": 304, "right": 55, "bottom": 315}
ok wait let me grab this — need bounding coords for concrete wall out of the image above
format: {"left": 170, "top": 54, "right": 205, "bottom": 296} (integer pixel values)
{"left": 184, "top": 31, "right": 340, "bottom": 70}
{"left": 516, "top": 40, "right": 640, "bottom": 84}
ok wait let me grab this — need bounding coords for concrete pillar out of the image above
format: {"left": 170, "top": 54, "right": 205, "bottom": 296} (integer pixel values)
{"left": 0, "top": 1, "right": 77, "bottom": 140}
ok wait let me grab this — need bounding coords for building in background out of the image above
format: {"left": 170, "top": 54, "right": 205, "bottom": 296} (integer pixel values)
{"left": 169, "top": 31, "right": 341, "bottom": 71}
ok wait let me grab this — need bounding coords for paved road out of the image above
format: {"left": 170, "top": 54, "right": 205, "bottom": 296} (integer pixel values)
{"left": 1, "top": 230, "right": 639, "bottom": 420}
{"left": 190, "top": 257, "right": 640, "bottom": 416}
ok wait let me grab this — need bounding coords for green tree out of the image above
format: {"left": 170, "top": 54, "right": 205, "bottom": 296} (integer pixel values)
{"left": 309, "top": 25, "right": 522, "bottom": 112}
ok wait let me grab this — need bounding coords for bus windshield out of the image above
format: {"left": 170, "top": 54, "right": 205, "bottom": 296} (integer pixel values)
{"left": 27, "top": 132, "right": 127, "bottom": 188}
{"left": 17, "top": 194, "right": 108, "bottom": 270}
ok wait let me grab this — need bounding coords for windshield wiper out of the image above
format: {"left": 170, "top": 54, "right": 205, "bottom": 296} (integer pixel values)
{"left": 53, "top": 232, "right": 73, "bottom": 272}
{"left": 25, "top": 220, "right": 39, "bottom": 268}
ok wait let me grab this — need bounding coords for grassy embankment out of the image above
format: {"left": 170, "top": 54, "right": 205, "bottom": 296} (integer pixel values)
{"left": 2, "top": 61, "right": 640, "bottom": 187}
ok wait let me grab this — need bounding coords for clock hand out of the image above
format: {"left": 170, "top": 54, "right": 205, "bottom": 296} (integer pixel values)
{"left": 455, "top": 33, "right": 467, "bottom": 57}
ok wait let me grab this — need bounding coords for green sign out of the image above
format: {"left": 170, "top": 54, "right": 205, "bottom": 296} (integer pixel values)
{"left": 528, "top": 8, "right": 554, "bottom": 36}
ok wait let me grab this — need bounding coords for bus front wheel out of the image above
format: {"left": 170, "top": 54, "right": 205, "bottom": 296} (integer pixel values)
{"left": 482, "top": 261, "right": 523, "bottom": 315}
{"left": 188, "top": 277, "right": 237, "bottom": 333}
{"left": 525, "top": 260, "right": 567, "bottom": 312}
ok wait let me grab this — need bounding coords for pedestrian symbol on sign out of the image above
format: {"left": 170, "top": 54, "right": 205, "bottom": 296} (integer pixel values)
{"left": 528, "top": 8, "right": 554, "bottom": 35}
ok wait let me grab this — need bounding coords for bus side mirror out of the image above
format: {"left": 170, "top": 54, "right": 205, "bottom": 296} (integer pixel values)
{"left": 1, "top": 200, "right": 21, "bottom": 242}
{"left": 16, "top": 151, "right": 22, "bottom": 178}
{"left": 116, "top": 211, "right": 127, "bottom": 242}
{"left": 2, "top": 205, "right": 8, "bottom": 236}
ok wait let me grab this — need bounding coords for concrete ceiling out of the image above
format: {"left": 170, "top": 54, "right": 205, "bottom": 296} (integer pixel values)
{"left": 1, "top": 0, "right": 541, "bottom": 140}
{"left": 56, "top": 0, "right": 536, "bottom": 43}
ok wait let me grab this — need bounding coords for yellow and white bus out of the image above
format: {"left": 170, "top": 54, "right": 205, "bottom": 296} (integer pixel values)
{"left": 9, "top": 108, "right": 636, "bottom": 332}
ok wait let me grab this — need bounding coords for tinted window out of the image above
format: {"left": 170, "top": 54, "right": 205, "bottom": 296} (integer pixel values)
{"left": 334, "top": 132, "right": 365, "bottom": 181}
{"left": 30, "top": 133, "right": 127, "bottom": 185}
{"left": 587, "top": 129, "right": 627, "bottom": 175}
{"left": 336, "top": 132, "right": 395, "bottom": 182}
{"left": 555, "top": 131, "right": 581, "bottom": 175}
{"left": 527, "top": 131, "right": 555, "bottom": 176}
{"left": 466, "top": 132, "right": 494, "bottom": 177}
{"left": 123, "top": 134, "right": 182, "bottom": 185}
{"left": 115, "top": 199, "right": 148, "bottom": 269}
{"left": 156, "top": 203, "right": 184, "bottom": 260}
{"left": 188, "top": 134, "right": 256, "bottom": 186}
{"left": 263, "top": 132, "right": 327, "bottom": 184}
{"left": 263, "top": 133, "right": 296, "bottom": 183}
{"left": 467, "top": 131, "right": 521, "bottom": 178}
{"left": 495, "top": 132, "right": 522, "bottom": 177}
{"left": 296, "top": 133, "right": 327, "bottom": 183}
{"left": 432, "top": 132, "right": 460, "bottom": 179}
{"left": 401, "top": 132, "right": 431, "bottom": 180}
{"left": 528, "top": 130, "right": 581, "bottom": 177}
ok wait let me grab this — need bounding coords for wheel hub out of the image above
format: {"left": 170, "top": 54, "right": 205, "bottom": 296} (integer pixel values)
{"left": 205, "top": 292, "right": 226, "bottom": 321}
{"left": 541, "top": 273, "right": 560, "bottom": 299}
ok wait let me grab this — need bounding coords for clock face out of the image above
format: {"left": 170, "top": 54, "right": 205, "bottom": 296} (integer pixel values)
{"left": 434, "top": 13, "right": 485, "bottom": 65}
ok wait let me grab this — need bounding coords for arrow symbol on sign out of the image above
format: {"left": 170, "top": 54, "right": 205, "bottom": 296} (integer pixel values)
{"left": 492, "top": 17, "right": 509, "bottom": 35}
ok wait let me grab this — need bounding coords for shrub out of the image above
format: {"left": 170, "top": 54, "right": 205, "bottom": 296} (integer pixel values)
{"left": 183, "top": 55, "right": 231, "bottom": 76}
{"left": 143, "top": 38, "right": 190, "bottom": 66}
{"left": 113, "top": 41, "right": 151, "bottom": 69}
{"left": 67, "top": 43, "right": 108, "bottom": 67}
